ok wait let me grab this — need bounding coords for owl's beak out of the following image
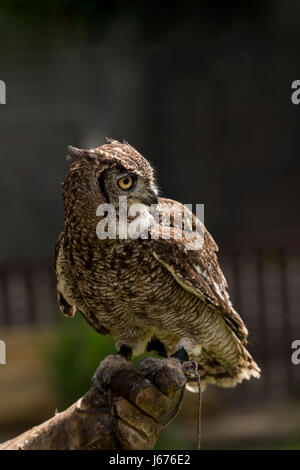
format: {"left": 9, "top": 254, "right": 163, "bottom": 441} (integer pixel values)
{"left": 141, "top": 189, "right": 158, "bottom": 206}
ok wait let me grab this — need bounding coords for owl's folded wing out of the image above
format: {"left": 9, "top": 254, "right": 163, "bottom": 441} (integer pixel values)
{"left": 54, "top": 231, "right": 77, "bottom": 317}
{"left": 54, "top": 232, "right": 109, "bottom": 335}
{"left": 149, "top": 198, "right": 248, "bottom": 345}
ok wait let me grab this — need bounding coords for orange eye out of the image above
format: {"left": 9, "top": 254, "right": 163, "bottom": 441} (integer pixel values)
{"left": 118, "top": 175, "right": 133, "bottom": 190}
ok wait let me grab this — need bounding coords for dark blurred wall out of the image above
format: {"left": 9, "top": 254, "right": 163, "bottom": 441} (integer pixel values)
{"left": 0, "top": 0, "right": 299, "bottom": 263}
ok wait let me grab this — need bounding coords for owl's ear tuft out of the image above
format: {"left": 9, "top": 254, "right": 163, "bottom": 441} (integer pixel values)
{"left": 105, "top": 137, "right": 119, "bottom": 144}
{"left": 66, "top": 146, "right": 91, "bottom": 161}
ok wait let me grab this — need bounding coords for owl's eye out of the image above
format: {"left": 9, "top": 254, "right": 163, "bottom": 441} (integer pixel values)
{"left": 118, "top": 175, "right": 134, "bottom": 190}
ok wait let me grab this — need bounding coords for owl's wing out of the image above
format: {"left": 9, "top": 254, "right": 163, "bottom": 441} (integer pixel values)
{"left": 149, "top": 198, "right": 248, "bottom": 344}
{"left": 55, "top": 232, "right": 109, "bottom": 335}
{"left": 54, "top": 231, "right": 77, "bottom": 317}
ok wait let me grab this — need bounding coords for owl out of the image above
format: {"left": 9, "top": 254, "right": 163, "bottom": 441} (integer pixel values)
{"left": 55, "top": 139, "right": 260, "bottom": 392}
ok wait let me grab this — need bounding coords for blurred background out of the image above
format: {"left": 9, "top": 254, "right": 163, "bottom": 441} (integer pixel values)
{"left": 0, "top": 0, "right": 300, "bottom": 449}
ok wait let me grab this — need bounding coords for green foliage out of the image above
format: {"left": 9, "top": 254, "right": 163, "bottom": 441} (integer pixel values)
{"left": 46, "top": 313, "right": 116, "bottom": 409}
{"left": 46, "top": 312, "right": 152, "bottom": 409}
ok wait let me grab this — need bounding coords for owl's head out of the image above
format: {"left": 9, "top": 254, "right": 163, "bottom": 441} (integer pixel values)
{"left": 63, "top": 139, "right": 158, "bottom": 213}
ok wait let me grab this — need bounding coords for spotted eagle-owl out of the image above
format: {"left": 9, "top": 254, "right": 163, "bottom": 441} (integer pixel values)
{"left": 55, "top": 139, "right": 260, "bottom": 391}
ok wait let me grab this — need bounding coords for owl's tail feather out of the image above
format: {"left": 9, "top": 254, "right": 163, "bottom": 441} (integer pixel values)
{"left": 187, "top": 346, "right": 261, "bottom": 392}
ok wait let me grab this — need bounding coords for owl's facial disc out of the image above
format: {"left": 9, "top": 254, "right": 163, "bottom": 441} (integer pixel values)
{"left": 117, "top": 172, "right": 158, "bottom": 207}
{"left": 137, "top": 187, "right": 158, "bottom": 206}
{"left": 98, "top": 166, "right": 158, "bottom": 208}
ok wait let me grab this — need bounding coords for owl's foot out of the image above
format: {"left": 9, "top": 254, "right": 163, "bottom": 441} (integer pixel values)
{"left": 76, "top": 354, "right": 131, "bottom": 414}
{"left": 137, "top": 356, "right": 187, "bottom": 429}
{"left": 77, "top": 344, "right": 139, "bottom": 413}
{"left": 137, "top": 356, "right": 186, "bottom": 394}
{"left": 76, "top": 353, "right": 187, "bottom": 449}
{"left": 137, "top": 356, "right": 165, "bottom": 378}
{"left": 92, "top": 354, "right": 131, "bottom": 392}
